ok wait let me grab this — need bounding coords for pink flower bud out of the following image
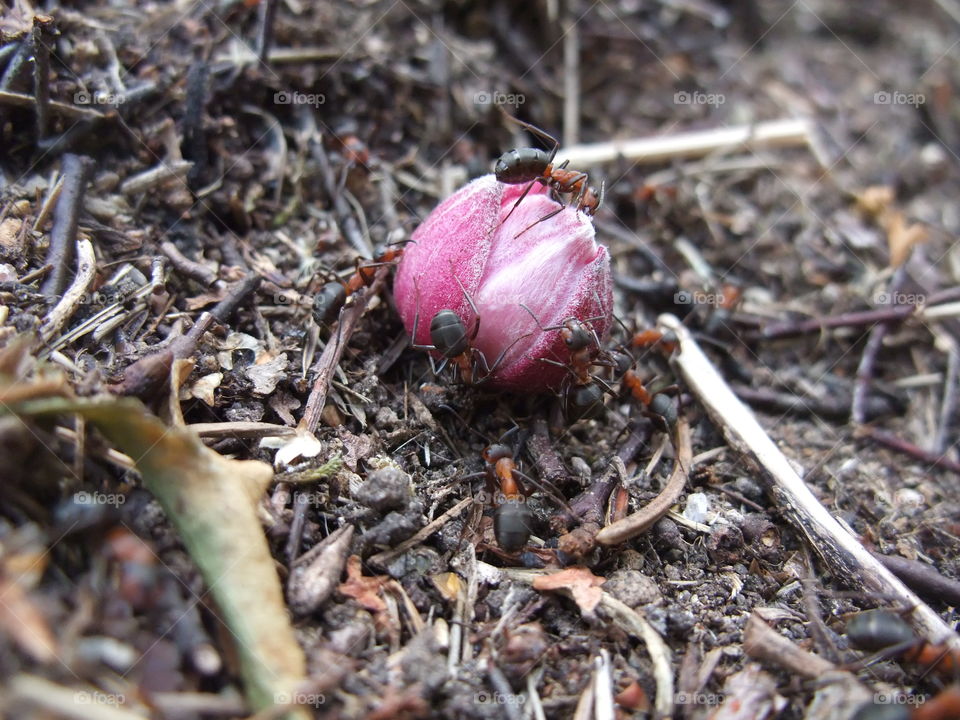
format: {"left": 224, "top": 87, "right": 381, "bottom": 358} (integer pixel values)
{"left": 393, "top": 175, "right": 612, "bottom": 392}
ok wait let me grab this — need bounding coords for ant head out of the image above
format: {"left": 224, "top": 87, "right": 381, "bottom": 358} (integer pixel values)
{"left": 562, "top": 320, "right": 594, "bottom": 351}
{"left": 483, "top": 444, "right": 513, "bottom": 464}
{"left": 494, "top": 499, "right": 533, "bottom": 553}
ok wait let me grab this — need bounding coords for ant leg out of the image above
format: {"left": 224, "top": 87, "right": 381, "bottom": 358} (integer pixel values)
{"left": 449, "top": 267, "right": 482, "bottom": 342}
{"left": 409, "top": 276, "right": 438, "bottom": 352}
{"left": 501, "top": 178, "right": 542, "bottom": 225}
{"left": 591, "top": 180, "right": 606, "bottom": 214}
{"left": 500, "top": 112, "right": 560, "bottom": 162}
{"left": 473, "top": 329, "right": 536, "bottom": 384}
{"left": 515, "top": 205, "right": 564, "bottom": 239}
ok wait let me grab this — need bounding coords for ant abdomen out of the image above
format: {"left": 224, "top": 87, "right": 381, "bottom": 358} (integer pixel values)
{"left": 494, "top": 499, "right": 534, "bottom": 553}
{"left": 495, "top": 148, "right": 551, "bottom": 184}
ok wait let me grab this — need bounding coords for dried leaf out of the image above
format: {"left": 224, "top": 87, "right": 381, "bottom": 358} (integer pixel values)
{"left": 885, "top": 210, "right": 927, "bottom": 268}
{"left": 338, "top": 555, "right": 389, "bottom": 613}
{"left": 431, "top": 572, "right": 462, "bottom": 603}
{"left": 11, "top": 396, "right": 308, "bottom": 718}
{"left": 532, "top": 566, "right": 606, "bottom": 616}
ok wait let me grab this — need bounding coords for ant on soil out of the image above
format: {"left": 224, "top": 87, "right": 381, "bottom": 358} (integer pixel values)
{"left": 494, "top": 116, "right": 604, "bottom": 237}
{"left": 846, "top": 609, "right": 960, "bottom": 720}
{"left": 312, "top": 242, "right": 407, "bottom": 327}
{"left": 467, "top": 437, "right": 576, "bottom": 557}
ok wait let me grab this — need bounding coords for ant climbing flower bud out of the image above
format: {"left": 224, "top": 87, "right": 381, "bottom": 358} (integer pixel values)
{"left": 393, "top": 175, "right": 612, "bottom": 392}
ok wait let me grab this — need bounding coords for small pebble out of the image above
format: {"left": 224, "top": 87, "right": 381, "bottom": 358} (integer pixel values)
{"left": 603, "top": 569, "right": 662, "bottom": 607}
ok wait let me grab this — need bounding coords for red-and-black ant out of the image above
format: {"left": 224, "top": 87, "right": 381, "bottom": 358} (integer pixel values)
{"left": 312, "top": 243, "right": 406, "bottom": 326}
{"left": 481, "top": 443, "right": 534, "bottom": 553}
{"left": 410, "top": 273, "right": 530, "bottom": 386}
{"left": 494, "top": 117, "right": 604, "bottom": 237}
{"left": 847, "top": 609, "right": 959, "bottom": 677}
{"left": 847, "top": 609, "right": 960, "bottom": 720}
{"left": 519, "top": 306, "right": 616, "bottom": 421}
{"left": 474, "top": 440, "right": 576, "bottom": 555}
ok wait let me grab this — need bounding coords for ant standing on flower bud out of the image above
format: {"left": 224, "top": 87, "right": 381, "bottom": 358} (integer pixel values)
{"left": 409, "top": 271, "right": 531, "bottom": 386}
{"left": 494, "top": 116, "right": 605, "bottom": 237}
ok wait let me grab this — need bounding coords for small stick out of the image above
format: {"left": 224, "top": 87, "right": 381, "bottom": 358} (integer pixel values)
{"left": 554, "top": 118, "right": 812, "bottom": 167}
{"left": 872, "top": 552, "right": 960, "bottom": 606}
{"left": 311, "top": 136, "right": 373, "bottom": 258}
{"left": 256, "top": 0, "right": 279, "bottom": 64}
{"left": 161, "top": 240, "right": 219, "bottom": 287}
{"left": 857, "top": 425, "right": 960, "bottom": 474}
{"left": 38, "top": 239, "right": 96, "bottom": 343}
{"left": 852, "top": 265, "right": 908, "bottom": 424}
{"left": 594, "top": 420, "right": 692, "bottom": 546}
{"left": 743, "top": 612, "right": 836, "bottom": 678}
{"left": 182, "top": 62, "right": 210, "bottom": 189}
{"left": 561, "top": 7, "right": 580, "bottom": 148}
{"left": 933, "top": 342, "right": 959, "bottom": 455}
{"left": 0, "top": 90, "right": 104, "bottom": 121}
{"left": 658, "top": 312, "right": 960, "bottom": 651}
{"left": 527, "top": 417, "right": 568, "bottom": 487}
{"left": 121, "top": 161, "right": 193, "bottom": 196}
{"left": 41, "top": 154, "right": 95, "bottom": 297}
{"left": 32, "top": 15, "right": 56, "bottom": 140}
{"left": 367, "top": 497, "right": 473, "bottom": 568}
{"left": 299, "top": 269, "right": 389, "bottom": 434}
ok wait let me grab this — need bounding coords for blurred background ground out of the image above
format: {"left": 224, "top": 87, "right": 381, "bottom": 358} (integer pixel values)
{"left": 0, "top": 0, "right": 959, "bottom": 718}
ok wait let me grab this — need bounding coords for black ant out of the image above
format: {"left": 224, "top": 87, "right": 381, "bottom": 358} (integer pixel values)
{"left": 312, "top": 243, "right": 406, "bottom": 326}
{"left": 410, "top": 274, "right": 529, "bottom": 386}
{"left": 481, "top": 444, "right": 534, "bottom": 553}
{"left": 494, "top": 117, "right": 604, "bottom": 237}
{"left": 476, "top": 441, "right": 576, "bottom": 555}
{"left": 847, "top": 609, "right": 959, "bottom": 677}
{"left": 520, "top": 306, "right": 616, "bottom": 421}
{"left": 846, "top": 610, "right": 960, "bottom": 720}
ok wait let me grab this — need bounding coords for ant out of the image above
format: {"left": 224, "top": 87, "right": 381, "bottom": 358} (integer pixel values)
{"left": 481, "top": 444, "right": 534, "bottom": 553}
{"left": 494, "top": 117, "right": 604, "bottom": 237}
{"left": 312, "top": 243, "right": 406, "bottom": 326}
{"left": 847, "top": 609, "right": 960, "bottom": 720}
{"left": 476, "top": 441, "right": 576, "bottom": 554}
{"left": 520, "top": 306, "right": 617, "bottom": 421}
{"left": 846, "top": 609, "right": 959, "bottom": 677}
{"left": 410, "top": 274, "right": 529, "bottom": 386}
{"left": 621, "top": 369, "right": 679, "bottom": 430}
